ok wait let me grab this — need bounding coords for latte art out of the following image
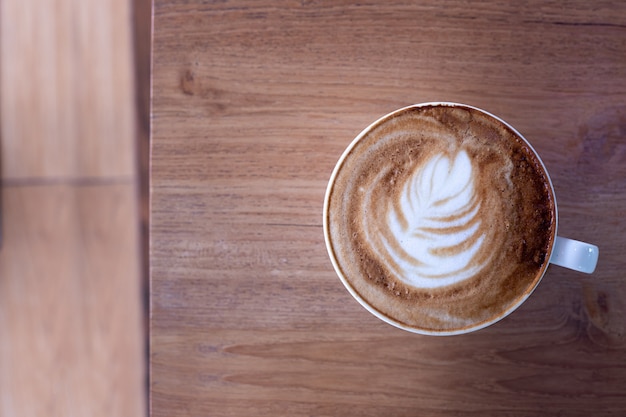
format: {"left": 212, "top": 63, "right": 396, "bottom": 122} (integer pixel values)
{"left": 365, "top": 150, "right": 492, "bottom": 288}
{"left": 324, "top": 104, "right": 556, "bottom": 334}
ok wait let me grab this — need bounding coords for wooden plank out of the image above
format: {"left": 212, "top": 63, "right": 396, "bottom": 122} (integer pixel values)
{"left": 0, "top": 0, "right": 147, "bottom": 415}
{"left": 0, "top": 0, "right": 136, "bottom": 180}
{"left": 0, "top": 185, "right": 145, "bottom": 417}
{"left": 151, "top": 1, "right": 626, "bottom": 416}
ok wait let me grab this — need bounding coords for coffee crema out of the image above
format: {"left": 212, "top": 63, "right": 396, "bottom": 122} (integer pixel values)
{"left": 324, "top": 104, "right": 556, "bottom": 334}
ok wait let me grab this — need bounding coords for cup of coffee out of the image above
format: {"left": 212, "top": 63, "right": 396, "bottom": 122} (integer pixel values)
{"left": 323, "top": 103, "right": 599, "bottom": 335}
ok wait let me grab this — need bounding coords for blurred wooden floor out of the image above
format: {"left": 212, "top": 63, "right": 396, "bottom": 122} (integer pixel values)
{"left": 0, "top": 0, "right": 150, "bottom": 415}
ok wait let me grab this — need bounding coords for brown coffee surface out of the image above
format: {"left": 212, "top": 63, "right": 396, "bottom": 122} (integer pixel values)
{"left": 325, "top": 104, "right": 556, "bottom": 333}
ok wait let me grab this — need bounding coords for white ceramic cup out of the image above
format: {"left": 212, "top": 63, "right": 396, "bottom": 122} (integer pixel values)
{"left": 323, "top": 102, "right": 599, "bottom": 335}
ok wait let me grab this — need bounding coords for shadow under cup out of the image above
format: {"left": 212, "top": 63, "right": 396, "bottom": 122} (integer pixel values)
{"left": 323, "top": 103, "right": 589, "bottom": 336}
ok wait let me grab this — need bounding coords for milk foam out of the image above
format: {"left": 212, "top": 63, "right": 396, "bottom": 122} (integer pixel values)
{"left": 365, "top": 150, "right": 492, "bottom": 289}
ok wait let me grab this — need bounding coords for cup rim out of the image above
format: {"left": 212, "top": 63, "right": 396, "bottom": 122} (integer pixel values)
{"left": 323, "top": 102, "right": 558, "bottom": 336}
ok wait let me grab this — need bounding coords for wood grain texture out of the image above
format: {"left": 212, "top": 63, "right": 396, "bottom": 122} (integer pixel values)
{"left": 0, "top": 0, "right": 146, "bottom": 415}
{"left": 1, "top": 0, "right": 136, "bottom": 180}
{"left": 0, "top": 185, "right": 145, "bottom": 416}
{"left": 151, "top": 1, "right": 626, "bottom": 416}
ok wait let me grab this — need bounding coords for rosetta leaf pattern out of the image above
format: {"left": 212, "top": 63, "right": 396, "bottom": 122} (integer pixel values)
{"left": 380, "top": 150, "right": 489, "bottom": 288}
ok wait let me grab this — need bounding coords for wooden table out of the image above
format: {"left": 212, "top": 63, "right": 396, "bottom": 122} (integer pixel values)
{"left": 150, "top": 2, "right": 626, "bottom": 415}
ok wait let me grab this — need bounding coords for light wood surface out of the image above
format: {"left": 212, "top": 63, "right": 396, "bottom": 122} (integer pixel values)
{"left": 1, "top": 0, "right": 136, "bottom": 180}
{"left": 0, "top": 185, "right": 143, "bottom": 416}
{"left": 0, "top": 0, "right": 146, "bottom": 416}
{"left": 151, "top": 1, "right": 626, "bottom": 416}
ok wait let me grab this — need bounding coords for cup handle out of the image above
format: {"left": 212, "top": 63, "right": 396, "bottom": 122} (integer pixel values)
{"left": 549, "top": 236, "right": 599, "bottom": 274}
